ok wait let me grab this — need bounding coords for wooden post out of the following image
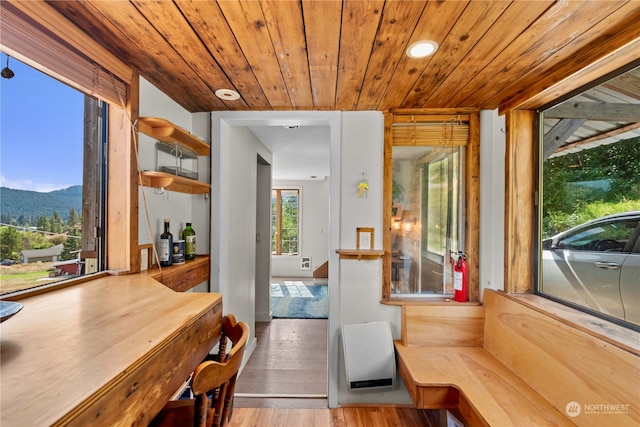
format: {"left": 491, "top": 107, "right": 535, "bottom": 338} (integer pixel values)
{"left": 504, "top": 110, "right": 536, "bottom": 294}
{"left": 381, "top": 112, "right": 394, "bottom": 302}
{"left": 466, "top": 112, "right": 480, "bottom": 302}
{"left": 81, "top": 96, "right": 100, "bottom": 260}
{"left": 107, "top": 72, "right": 139, "bottom": 272}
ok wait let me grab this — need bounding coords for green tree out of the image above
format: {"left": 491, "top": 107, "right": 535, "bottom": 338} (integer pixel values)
{"left": 543, "top": 137, "right": 640, "bottom": 236}
{"left": 51, "top": 211, "right": 63, "bottom": 233}
{"left": 0, "top": 226, "right": 22, "bottom": 260}
{"left": 67, "top": 208, "right": 80, "bottom": 227}
{"left": 36, "top": 215, "right": 50, "bottom": 232}
{"left": 60, "top": 228, "right": 81, "bottom": 261}
{"left": 28, "top": 230, "right": 52, "bottom": 250}
{"left": 280, "top": 193, "right": 299, "bottom": 254}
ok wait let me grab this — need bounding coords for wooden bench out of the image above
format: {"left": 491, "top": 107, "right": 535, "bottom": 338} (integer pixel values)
{"left": 394, "top": 289, "right": 640, "bottom": 426}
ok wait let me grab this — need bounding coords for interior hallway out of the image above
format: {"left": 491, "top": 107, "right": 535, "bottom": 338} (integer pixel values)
{"left": 234, "top": 318, "right": 328, "bottom": 408}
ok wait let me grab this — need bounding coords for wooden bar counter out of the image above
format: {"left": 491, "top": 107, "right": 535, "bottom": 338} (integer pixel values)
{"left": 0, "top": 273, "right": 222, "bottom": 427}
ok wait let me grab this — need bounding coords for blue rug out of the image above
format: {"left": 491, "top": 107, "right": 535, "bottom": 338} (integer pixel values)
{"left": 271, "top": 281, "right": 328, "bottom": 319}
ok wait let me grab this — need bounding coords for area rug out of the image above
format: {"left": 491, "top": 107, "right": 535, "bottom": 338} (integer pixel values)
{"left": 271, "top": 281, "right": 328, "bottom": 319}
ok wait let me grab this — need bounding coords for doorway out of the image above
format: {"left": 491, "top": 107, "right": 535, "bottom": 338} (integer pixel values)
{"left": 211, "top": 111, "right": 341, "bottom": 407}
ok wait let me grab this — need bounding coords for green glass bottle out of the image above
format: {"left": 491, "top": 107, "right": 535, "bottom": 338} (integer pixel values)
{"left": 182, "top": 222, "right": 196, "bottom": 260}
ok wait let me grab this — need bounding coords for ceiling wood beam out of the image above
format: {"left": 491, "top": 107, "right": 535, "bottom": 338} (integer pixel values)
{"left": 552, "top": 122, "right": 640, "bottom": 156}
{"left": 545, "top": 102, "right": 640, "bottom": 121}
{"left": 543, "top": 118, "right": 586, "bottom": 160}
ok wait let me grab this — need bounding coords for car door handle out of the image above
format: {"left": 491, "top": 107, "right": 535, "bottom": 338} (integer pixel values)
{"left": 593, "top": 261, "right": 620, "bottom": 270}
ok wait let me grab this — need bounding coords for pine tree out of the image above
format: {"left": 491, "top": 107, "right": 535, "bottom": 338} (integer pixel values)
{"left": 51, "top": 211, "right": 63, "bottom": 234}
{"left": 68, "top": 208, "right": 80, "bottom": 227}
{"left": 60, "top": 228, "right": 81, "bottom": 261}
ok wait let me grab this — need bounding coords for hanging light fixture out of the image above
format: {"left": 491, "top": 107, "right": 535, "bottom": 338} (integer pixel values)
{"left": 1, "top": 56, "right": 15, "bottom": 79}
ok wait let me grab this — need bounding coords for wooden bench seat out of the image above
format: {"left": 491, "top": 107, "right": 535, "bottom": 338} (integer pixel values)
{"left": 395, "top": 289, "right": 640, "bottom": 427}
{"left": 395, "top": 346, "right": 572, "bottom": 426}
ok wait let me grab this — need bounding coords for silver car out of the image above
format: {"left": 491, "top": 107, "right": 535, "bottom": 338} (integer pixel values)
{"left": 541, "top": 211, "right": 640, "bottom": 326}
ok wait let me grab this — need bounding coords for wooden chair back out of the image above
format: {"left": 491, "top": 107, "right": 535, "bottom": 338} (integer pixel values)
{"left": 192, "top": 314, "right": 249, "bottom": 427}
{"left": 149, "top": 313, "right": 249, "bottom": 427}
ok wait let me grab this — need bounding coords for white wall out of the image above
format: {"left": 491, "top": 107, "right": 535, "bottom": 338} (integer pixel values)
{"left": 271, "top": 178, "right": 330, "bottom": 277}
{"left": 138, "top": 78, "right": 210, "bottom": 285}
{"left": 210, "top": 118, "right": 274, "bottom": 358}
{"left": 336, "top": 111, "right": 410, "bottom": 405}
{"left": 479, "top": 110, "right": 506, "bottom": 299}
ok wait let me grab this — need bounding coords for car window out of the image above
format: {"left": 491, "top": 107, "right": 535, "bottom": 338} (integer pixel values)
{"left": 557, "top": 220, "right": 639, "bottom": 252}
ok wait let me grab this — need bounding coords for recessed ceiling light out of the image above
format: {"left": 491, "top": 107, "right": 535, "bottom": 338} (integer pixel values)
{"left": 406, "top": 40, "right": 438, "bottom": 59}
{"left": 215, "top": 88, "right": 240, "bottom": 100}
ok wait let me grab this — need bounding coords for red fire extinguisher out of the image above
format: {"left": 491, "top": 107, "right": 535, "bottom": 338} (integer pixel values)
{"left": 453, "top": 252, "right": 468, "bottom": 302}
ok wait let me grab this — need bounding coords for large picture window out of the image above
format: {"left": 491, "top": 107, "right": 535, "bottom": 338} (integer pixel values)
{"left": 271, "top": 188, "right": 300, "bottom": 255}
{"left": 538, "top": 64, "right": 640, "bottom": 328}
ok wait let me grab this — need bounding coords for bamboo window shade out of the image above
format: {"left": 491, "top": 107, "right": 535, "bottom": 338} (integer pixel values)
{"left": 392, "top": 116, "right": 470, "bottom": 147}
{"left": 0, "top": 1, "right": 132, "bottom": 107}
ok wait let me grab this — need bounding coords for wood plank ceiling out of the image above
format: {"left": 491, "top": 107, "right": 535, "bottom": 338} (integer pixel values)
{"left": 45, "top": 0, "right": 640, "bottom": 115}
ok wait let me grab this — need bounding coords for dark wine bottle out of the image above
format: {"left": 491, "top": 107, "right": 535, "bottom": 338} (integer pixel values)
{"left": 159, "top": 218, "right": 173, "bottom": 267}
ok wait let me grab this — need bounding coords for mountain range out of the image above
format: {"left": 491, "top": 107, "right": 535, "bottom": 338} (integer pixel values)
{"left": 0, "top": 186, "right": 82, "bottom": 223}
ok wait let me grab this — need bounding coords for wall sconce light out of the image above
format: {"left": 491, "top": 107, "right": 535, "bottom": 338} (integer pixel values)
{"left": 403, "top": 218, "right": 417, "bottom": 234}
{"left": 393, "top": 220, "right": 401, "bottom": 230}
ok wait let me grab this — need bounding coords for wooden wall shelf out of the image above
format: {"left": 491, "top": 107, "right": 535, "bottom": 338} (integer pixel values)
{"left": 336, "top": 249, "right": 385, "bottom": 260}
{"left": 146, "top": 255, "right": 210, "bottom": 292}
{"left": 138, "top": 117, "right": 210, "bottom": 156}
{"left": 140, "top": 171, "right": 210, "bottom": 194}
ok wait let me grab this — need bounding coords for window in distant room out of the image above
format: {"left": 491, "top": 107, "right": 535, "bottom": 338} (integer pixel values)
{"left": 271, "top": 189, "right": 300, "bottom": 255}
{"left": 537, "top": 64, "right": 640, "bottom": 328}
{"left": 0, "top": 54, "right": 107, "bottom": 295}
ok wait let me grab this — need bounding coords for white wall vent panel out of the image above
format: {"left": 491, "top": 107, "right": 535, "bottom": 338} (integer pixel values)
{"left": 342, "top": 321, "right": 396, "bottom": 391}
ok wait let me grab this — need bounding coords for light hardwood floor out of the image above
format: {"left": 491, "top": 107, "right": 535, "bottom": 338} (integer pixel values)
{"left": 232, "top": 317, "right": 438, "bottom": 426}
{"left": 228, "top": 406, "right": 439, "bottom": 426}
{"left": 234, "top": 318, "right": 328, "bottom": 399}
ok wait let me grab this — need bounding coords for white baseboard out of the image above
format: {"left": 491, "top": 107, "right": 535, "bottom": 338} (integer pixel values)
{"left": 255, "top": 312, "right": 272, "bottom": 322}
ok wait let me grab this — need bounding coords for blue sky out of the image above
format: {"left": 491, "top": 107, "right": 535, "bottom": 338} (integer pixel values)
{"left": 0, "top": 53, "right": 83, "bottom": 192}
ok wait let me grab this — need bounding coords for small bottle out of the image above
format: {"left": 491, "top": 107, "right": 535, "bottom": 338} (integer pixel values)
{"left": 182, "top": 222, "right": 196, "bottom": 260}
{"left": 159, "top": 218, "right": 173, "bottom": 267}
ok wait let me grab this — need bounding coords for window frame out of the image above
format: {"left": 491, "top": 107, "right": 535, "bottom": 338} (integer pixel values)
{"left": 382, "top": 110, "right": 480, "bottom": 303}
{"left": 271, "top": 187, "right": 301, "bottom": 256}
{"left": 0, "top": 3, "right": 138, "bottom": 298}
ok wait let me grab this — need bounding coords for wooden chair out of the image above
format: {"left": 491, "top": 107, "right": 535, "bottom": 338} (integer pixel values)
{"left": 149, "top": 314, "right": 249, "bottom": 427}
